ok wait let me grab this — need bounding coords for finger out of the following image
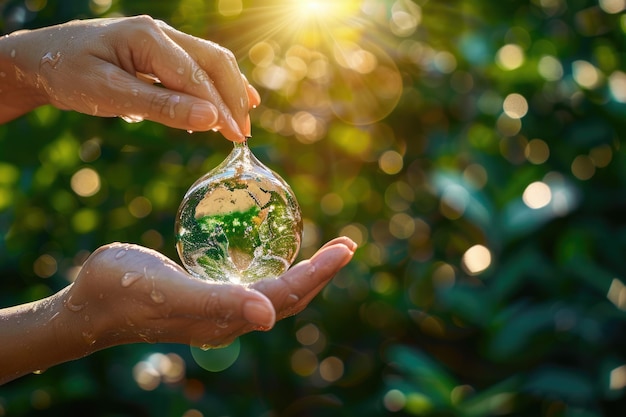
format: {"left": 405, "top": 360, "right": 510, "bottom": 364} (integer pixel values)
{"left": 157, "top": 22, "right": 251, "bottom": 139}
{"left": 251, "top": 240, "right": 356, "bottom": 320}
{"left": 108, "top": 16, "right": 245, "bottom": 140}
{"left": 318, "top": 236, "right": 358, "bottom": 253}
{"left": 243, "top": 74, "right": 261, "bottom": 109}
{"left": 78, "top": 63, "right": 224, "bottom": 132}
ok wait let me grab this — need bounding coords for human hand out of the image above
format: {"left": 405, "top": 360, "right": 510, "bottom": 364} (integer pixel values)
{"left": 61, "top": 237, "right": 356, "bottom": 353}
{"left": 1, "top": 15, "right": 259, "bottom": 140}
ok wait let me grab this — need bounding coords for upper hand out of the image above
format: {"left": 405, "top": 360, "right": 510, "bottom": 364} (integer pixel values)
{"left": 2, "top": 16, "right": 259, "bottom": 140}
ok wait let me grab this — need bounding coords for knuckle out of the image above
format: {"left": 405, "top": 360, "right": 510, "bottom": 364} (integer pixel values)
{"left": 220, "top": 47, "right": 238, "bottom": 68}
{"left": 125, "top": 15, "right": 162, "bottom": 41}
{"left": 131, "top": 14, "right": 157, "bottom": 27}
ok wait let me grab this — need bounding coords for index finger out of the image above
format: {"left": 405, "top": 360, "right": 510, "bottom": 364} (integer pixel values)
{"left": 157, "top": 22, "right": 251, "bottom": 139}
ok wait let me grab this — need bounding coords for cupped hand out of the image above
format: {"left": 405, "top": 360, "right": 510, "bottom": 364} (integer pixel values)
{"left": 63, "top": 237, "right": 356, "bottom": 353}
{"left": 2, "top": 15, "right": 259, "bottom": 140}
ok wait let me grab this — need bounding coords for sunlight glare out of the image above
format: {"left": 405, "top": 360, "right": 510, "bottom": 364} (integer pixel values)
{"left": 291, "top": 0, "right": 361, "bottom": 23}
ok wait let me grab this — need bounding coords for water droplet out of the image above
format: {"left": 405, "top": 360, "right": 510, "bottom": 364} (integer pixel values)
{"left": 150, "top": 289, "right": 166, "bottom": 304}
{"left": 125, "top": 317, "right": 135, "bottom": 327}
{"left": 131, "top": 88, "right": 139, "bottom": 96}
{"left": 114, "top": 249, "right": 127, "bottom": 259}
{"left": 121, "top": 271, "right": 143, "bottom": 287}
{"left": 82, "top": 331, "right": 96, "bottom": 346}
{"left": 84, "top": 315, "right": 90, "bottom": 322}
{"left": 32, "top": 369, "right": 45, "bottom": 375}
{"left": 10, "top": 49, "right": 15, "bottom": 58}
{"left": 200, "top": 344, "right": 212, "bottom": 351}
{"left": 288, "top": 294, "right": 300, "bottom": 302}
{"left": 64, "top": 295, "right": 85, "bottom": 312}
{"left": 177, "top": 67, "right": 184, "bottom": 75}
{"left": 187, "top": 130, "right": 194, "bottom": 134}
{"left": 48, "top": 311, "right": 60, "bottom": 323}
{"left": 123, "top": 101, "right": 132, "bottom": 108}
{"left": 40, "top": 51, "right": 61, "bottom": 69}
{"left": 192, "top": 68, "right": 208, "bottom": 84}
{"left": 80, "top": 93, "right": 99, "bottom": 116}
{"left": 138, "top": 331, "right": 156, "bottom": 343}
{"left": 0, "top": 72, "right": 6, "bottom": 77}
{"left": 119, "top": 114, "right": 144, "bottom": 123}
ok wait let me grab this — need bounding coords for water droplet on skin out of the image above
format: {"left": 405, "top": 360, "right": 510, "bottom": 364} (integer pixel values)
{"left": 79, "top": 93, "right": 99, "bottom": 116}
{"left": 288, "top": 294, "right": 300, "bottom": 302}
{"left": 0, "top": 72, "right": 5, "bottom": 77}
{"left": 40, "top": 51, "right": 61, "bottom": 68}
{"left": 119, "top": 114, "right": 144, "bottom": 123}
{"left": 82, "top": 331, "right": 96, "bottom": 346}
{"left": 121, "top": 271, "right": 143, "bottom": 287}
{"left": 213, "top": 310, "right": 233, "bottom": 328}
{"left": 187, "top": 130, "right": 194, "bottom": 134}
{"left": 114, "top": 249, "right": 127, "bottom": 259}
{"left": 64, "top": 295, "right": 85, "bottom": 312}
{"left": 84, "top": 315, "right": 90, "bottom": 322}
{"left": 131, "top": 89, "right": 139, "bottom": 96}
{"left": 125, "top": 317, "right": 135, "bottom": 327}
{"left": 214, "top": 319, "right": 231, "bottom": 329}
{"left": 138, "top": 331, "right": 157, "bottom": 344}
{"left": 123, "top": 101, "right": 132, "bottom": 108}
{"left": 200, "top": 344, "right": 212, "bottom": 351}
{"left": 192, "top": 68, "right": 208, "bottom": 84}
{"left": 150, "top": 289, "right": 166, "bottom": 304}
{"left": 32, "top": 369, "right": 45, "bottom": 375}
{"left": 177, "top": 67, "right": 184, "bottom": 75}
{"left": 10, "top": 49, "right": 15, "bottom": 58}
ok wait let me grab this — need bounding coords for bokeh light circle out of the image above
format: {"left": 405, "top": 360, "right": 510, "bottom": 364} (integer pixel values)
{"left": 190, "top": 338, "right": 241, "bottom": 372}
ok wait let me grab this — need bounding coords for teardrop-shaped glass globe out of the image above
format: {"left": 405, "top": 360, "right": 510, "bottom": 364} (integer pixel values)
{"left": 175, "top": 141, "right": 302, "bottom": 284}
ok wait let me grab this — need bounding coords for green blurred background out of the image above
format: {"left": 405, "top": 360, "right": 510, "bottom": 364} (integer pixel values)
{"left": 2, "top": 0, "right": 626, "bottom": 415}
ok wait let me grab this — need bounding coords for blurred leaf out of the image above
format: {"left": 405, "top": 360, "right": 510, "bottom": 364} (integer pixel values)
{"left": 523, "top": 366, "right": 596, "bottom": 404}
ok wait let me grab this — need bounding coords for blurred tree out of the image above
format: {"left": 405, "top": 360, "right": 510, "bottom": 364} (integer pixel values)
{"left": 2, "top": 0, "right": 626, "bottom": 416}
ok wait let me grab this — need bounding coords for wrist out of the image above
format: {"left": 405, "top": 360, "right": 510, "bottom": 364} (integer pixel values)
{"left": 0, "top": 29, "right": 51, "bottom": 121}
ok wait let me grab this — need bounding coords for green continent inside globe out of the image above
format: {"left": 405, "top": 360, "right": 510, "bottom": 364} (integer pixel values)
{"left": 176, "top": 184, "right": 301, "bottom": 284}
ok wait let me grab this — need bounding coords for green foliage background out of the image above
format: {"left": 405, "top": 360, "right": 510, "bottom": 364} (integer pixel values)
{"left": 1, "top": 0, "right": 626, "bottom": 416}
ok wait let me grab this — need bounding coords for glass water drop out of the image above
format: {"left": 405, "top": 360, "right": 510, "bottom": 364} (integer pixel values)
{"left": 175, "top": 141, "right": 302, "bottom": 284}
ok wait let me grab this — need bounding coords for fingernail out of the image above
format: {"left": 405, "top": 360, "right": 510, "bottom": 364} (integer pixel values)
{"left": 189, "top": 102, "right": 218, "bottom": 130}
{"left": 224, "top": 112, "right": 245, "bottom": 141}
{"left": 249, "top": 85, "right": 261, "bottom": 108}
{"left": 243, "top": 300, "right": 275, "bottom": 329}
{"left": 342, "top": 237, "right": 358, "bottom": 252}
{"left": 244, "top": 114, "right": 251, "bottom": 137}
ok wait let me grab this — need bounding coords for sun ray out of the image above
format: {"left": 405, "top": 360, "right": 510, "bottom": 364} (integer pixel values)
{"left": 201, "top": 0, "right": 406, "bottom": 126}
